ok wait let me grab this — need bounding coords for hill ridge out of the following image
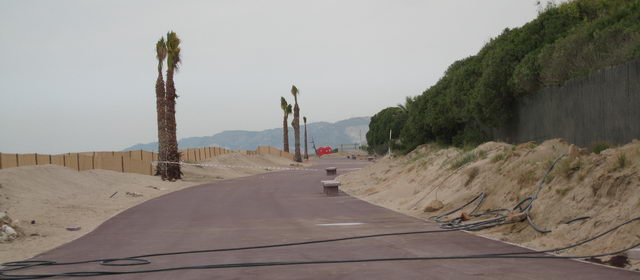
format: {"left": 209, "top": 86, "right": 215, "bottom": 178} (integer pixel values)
{"left": 123, "top": 116, "right": 370, "bottom": 152}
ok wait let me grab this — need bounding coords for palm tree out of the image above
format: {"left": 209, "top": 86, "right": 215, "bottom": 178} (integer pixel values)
{"left": 290, "top": 85, "right": 302, "bottom": 162}
{"left": 164, "top": 31, "right": 182, "bottom": 181}
{"left": 280, "top": 97, "right": 292, "bottom": 153}
{"left": 154, "top": 38, "right": 168, "bottom": 179}
{"left": 303, "top": 116, "right": 308, "bottom": 160}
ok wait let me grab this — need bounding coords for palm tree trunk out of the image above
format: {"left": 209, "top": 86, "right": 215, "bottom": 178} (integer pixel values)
{"left": 155, "top": 69, "right": 167, "bottom": 179}
{"left": 293, "top": 102, "right": 302, "bottom": 162}
{"left": 164, "top": 67, "right": 182, "bottom": 180}
{"left": 283, "top": 115, "right": 289, "bottom": 153}
{"left": 304, "top": 121, "right": 308, "bottom": 159}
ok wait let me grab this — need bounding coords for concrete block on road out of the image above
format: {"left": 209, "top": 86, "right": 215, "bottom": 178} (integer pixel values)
{"left": 321, "top": 180, "right": 341, "bottom": 196}
{"left": 325, "top": 167, "right": 337, "bottom": 175}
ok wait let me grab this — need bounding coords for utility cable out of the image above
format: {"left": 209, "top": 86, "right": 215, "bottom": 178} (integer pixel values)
{"left": 2, "top": 217, "right": 640, "bottom": 279}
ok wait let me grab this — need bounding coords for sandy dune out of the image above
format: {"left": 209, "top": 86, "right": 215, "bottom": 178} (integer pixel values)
{"left": 338, "top": 139, "right": 640, "bottom": 271}
{"left": 0, "top": 153, "right": 299, "bottom": 263}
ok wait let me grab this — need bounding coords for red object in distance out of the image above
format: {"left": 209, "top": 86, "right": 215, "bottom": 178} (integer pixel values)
{"left": 316, "top": 147, "right": 333, "bottom": 157}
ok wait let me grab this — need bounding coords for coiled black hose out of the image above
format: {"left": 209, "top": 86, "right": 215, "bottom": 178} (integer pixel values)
{"left": 428, "top": 154, "right": 573, "bottom": 233}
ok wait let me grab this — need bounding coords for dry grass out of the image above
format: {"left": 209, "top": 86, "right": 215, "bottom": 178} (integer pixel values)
{"left": 491, "top": 152, "right": 506, "bottom": 163}
{"left": 450, "top": 151, "right": 483, "bottom": 169}
{"left": 556, "top": 158, "right": 582, "bottom": 179}
{"left": 555, "top": 186, "right": 572, "bottom": 196}
{"left": 518, "top": 169, "right": 537, "bottom": 186}
{"left": 609, "top": 154, "right": 629, "bottom": 172}
{"left": 337, "top": 139, "right": 640, "bottom": 271}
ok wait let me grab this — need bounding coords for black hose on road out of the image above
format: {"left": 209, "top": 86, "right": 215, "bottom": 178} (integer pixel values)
{"left": 2, "top": 217, "right": 640, "bottom": 279}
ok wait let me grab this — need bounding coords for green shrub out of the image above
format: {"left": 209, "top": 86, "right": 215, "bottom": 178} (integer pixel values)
{"left": 477, "top": 150, "right": 488, "bottom": 159}
{"left": 367, "top": 106, "right": 407, "bottom": 155}
{"left": 557, "top": 158, "right": 582, "bottom": 178}
{"left": 544, "top": 174, "right": 556, "bottom": 184}
{"left": 555, "top": 187, "right": 571, "bottom": 196}
{"left": 616, "top": 154, "right": 629, "bottom": 169}
{"left": 369, "top": 0, "right": 640, "bottom": 152}
{"left": 591, "top": 142, "right": 610, "bottom": 154}
{"left": 450, "top": 152, "right": 480, "bottom": 169}
{"left": 407, "top": 150, "right": 426, "bottom": 164}
{"left": 610, "top": 154, "right": 628, "bottom": 172}
{"left": 491, "top": 153, "right": 506, "bottom": 163}
{"left": 518, "top": 169, "right": 538, "bottom": 186}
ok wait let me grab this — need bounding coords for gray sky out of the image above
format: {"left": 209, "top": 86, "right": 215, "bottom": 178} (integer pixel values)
{"left": 0, "top": 0, "right": 542, "bottom": 154}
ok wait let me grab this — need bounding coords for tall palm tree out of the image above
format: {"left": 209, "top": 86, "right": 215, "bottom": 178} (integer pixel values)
{"left": 280, "top": 97, "right": 292, "bottom": 153}
{"left": 303, "top": 116, "right": 308, "bottom": 160}
{"left": 155, "top": 38, "right": 168, "bottom": 179}
{"left": 164, "top": 31, "right": 182, "bottom": 180}
{"left": 291, "top": 85, "right": 302, "bottom": 162}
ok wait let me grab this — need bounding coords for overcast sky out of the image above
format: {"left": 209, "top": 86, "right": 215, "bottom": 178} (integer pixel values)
{"left": 0, "top": 0, "right": 544, "bottom": 154}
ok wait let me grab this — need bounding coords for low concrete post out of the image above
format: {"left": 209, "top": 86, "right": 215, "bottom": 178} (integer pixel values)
{"left": 321, "top": 180, "right": 341, "bottom": 196}
{"left": 325, "top": 167, "right": 337, "bottom": 176}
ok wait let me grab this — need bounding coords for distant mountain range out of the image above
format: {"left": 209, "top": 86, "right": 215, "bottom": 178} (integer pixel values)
{"left": 123, "top": 117, "right": 370, "bottom": 152}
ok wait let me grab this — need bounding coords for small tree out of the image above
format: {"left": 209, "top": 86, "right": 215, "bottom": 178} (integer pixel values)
{"left": 164, "top": 31, "right": 182, "bottom": 181}
{"left": 154, "top": 38, "right": 168, "bottom": 179}
{"left": 303, "top": 116, "right": 308, "bottom": 159}
{"left": 280, "top": 97, "right": 292, "bottom": 153}
{"left": 291, "top": 85, "right": 302, "bottom": 162}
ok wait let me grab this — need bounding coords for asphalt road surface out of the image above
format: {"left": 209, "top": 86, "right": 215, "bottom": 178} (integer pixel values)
{"left": 5, "top": 158, "right": 638, "bottom": 279}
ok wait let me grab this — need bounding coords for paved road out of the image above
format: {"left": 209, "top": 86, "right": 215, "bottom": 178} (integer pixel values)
{"left": 7, "top": 158, "right": 638, "bottom": 279}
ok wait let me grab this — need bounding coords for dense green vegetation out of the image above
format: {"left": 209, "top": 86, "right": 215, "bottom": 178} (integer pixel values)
{"left": 367, "top": 0, "right": 640, "bottom": 154}
{"left": 366, "top": 107, "right": 407, "bottom": 154}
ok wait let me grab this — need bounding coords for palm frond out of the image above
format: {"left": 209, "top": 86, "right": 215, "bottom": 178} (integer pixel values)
{"left": 156, "top": 38, "right": 167, "bottom": 61}
{"left": 166, "top": 31, "right": 181, "bottom": 71}
{"left": 303, "top": 116, "right": 307, "bottom": 123}
{"left": 156, "top": 38, "right": 167, "bottom": 72}
{"left": 291, "top": 85, "right": 298, "bottom": 97}
{"left": 280, "top": 96, "right": 288, "bottom": 111}
{"left": 286, "top": 104, "right": 292, "bottom": 114}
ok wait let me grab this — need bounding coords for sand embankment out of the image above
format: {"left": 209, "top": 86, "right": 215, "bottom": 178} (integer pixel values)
{"left": 338, "top": 139, "right": 640, "bottom": 271}
{"left": 0, "top": 153, "right": 299, "bottom": 262}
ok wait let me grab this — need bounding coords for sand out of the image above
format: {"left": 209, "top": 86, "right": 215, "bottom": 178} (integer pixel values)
{"left": 338, "top": 139, "right": 640, "bottom": 271}
{"left": 0, "top": 153, "right": 299, "bottom": 263}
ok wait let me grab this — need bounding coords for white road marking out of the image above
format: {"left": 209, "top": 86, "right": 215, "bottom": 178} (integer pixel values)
{"left": 316, "top": 223, "right": 365, "bottom": 226}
